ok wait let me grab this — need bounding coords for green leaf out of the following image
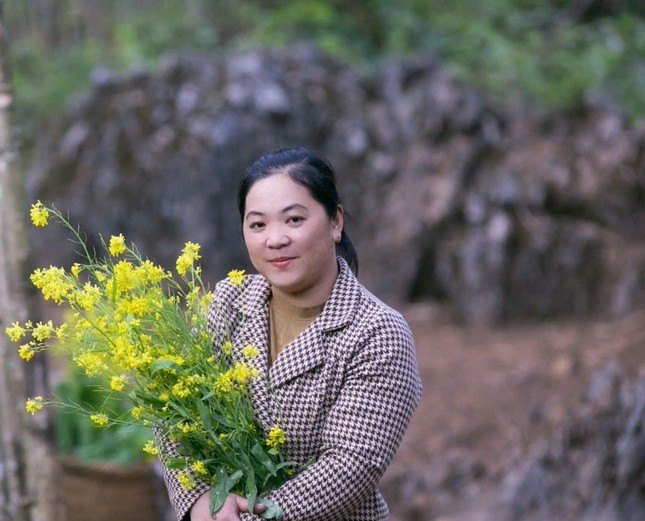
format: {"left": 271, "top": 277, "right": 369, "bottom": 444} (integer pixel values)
{"left": 209, "top": 467, "right": 243, "bottom": 515}
{"left": 163, "top": 457, "right": 189, "bottom": 470}
{"left": 257, "top": 497, "right": 284, "bottom": 520}
{"left": 150, "top": 359, "right": 182, "bottom": 375}
{"left": 211, "top": 412, "right": 231, "bottom": 428}
{"left": 245, "top": 466, "right": 257, "bottom": 515}
{"left": 196, "top": 400, "right": 214, "bottom": 432}
{"left": 251, "top": 442, "right": 277, "bottom": 477}
{"left": 209, "top": 481, "right": 226, "bottom": 515}
{"left": 176, "top": 439, "right": 204, "bottom": 459}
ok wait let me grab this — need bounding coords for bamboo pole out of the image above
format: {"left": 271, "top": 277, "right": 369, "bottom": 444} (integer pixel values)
{"left": 0, "top": 3, "right": 63, "bottom": 520}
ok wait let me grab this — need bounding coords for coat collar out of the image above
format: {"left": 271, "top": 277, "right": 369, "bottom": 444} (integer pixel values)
{"left": 233, "top": 258, "right": 361, "bottom": 392}
{"left": 234, "top": 257, "right": 360, "bottom": 331}
{"left": 314, "top": 257, "right": 361, "bottom": 332}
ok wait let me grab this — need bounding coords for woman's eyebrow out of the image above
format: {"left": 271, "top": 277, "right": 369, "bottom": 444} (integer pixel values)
{"left": 281, "top": 203, "right": 308, "bottom": 213}
{"left": 244, "top": 203, "right": 308, "bottom": 221}
{"left": 244, "top": 210, "right": 264, "bottom": 221}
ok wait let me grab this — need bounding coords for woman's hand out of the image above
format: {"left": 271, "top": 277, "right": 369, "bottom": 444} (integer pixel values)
{"left": 190, "top": 491, "right": 266, "bottom": 520}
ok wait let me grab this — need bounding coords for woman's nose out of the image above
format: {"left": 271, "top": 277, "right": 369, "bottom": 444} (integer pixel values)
{"left": 266, "top": 227, "right": 290, "bottom": 248}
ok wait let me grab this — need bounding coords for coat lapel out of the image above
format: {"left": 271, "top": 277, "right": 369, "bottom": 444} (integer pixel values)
{"left": 269, "top": 325, "right": 326, "bottom": 389}
{"left": 269, "top": 258, "right": 359, "bottom": 389}
{"left": 232, "top": 277, "right": 274, "bottom": 428}
{"left": 231, "top": 258, "right": 360, "bottom": 405}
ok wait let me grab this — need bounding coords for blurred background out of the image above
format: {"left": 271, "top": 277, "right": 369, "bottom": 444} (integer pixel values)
{"left": 1, "top": 1, "right": 644, "bottom": 520}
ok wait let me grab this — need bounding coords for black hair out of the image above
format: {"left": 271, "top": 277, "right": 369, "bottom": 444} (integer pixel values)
{"left": 238, "top": 146, "right": 358, "bottom": 274}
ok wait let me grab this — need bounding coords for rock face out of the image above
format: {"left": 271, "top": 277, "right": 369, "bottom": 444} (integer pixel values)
{"left": 492, "top": 360, "right": 645, "bottom": 521}
{"left": 27, "top": 47, "right": 645, "bottom": 324}
{"left": 381, "top": 359, "right": 645, "bottom": 521}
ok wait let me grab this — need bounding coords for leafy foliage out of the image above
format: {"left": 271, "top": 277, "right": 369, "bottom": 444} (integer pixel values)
{"left": 54, "top": 366, "right": 152, "bottom": 464}
{"left": 8, "top": 204, "right": 293, "bottom": 517}
{"left": 5, "top": 1, "right": 645, "bottom": 137}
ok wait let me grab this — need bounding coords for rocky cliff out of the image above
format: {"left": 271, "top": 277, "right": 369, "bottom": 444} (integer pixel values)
{"left": 27, "top": 46, "right": 645, "bottom": 324}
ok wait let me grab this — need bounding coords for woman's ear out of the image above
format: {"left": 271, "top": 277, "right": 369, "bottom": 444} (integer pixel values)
{"left": 333, "top": 205, "right": 344, "bottom": 241}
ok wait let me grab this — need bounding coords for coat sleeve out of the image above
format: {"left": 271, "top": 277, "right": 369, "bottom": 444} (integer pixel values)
{"left": 155, "top": 429, "right": 210, "bottom": 521}
{"left": 245, "top": 309, "right": 422, "bottom": 521}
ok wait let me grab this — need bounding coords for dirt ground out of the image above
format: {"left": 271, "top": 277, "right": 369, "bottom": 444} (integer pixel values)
{"left": 384, "top": 302, "right": 645, "bottom": 520}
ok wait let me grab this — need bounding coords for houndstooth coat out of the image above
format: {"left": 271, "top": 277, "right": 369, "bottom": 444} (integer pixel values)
{"left": 162, "top": 258, "right": 422, "bottom": 521}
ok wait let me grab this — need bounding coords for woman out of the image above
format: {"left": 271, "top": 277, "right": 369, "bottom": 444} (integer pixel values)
{"left": 163, "top": 147, "right": 422, "bottom": 520}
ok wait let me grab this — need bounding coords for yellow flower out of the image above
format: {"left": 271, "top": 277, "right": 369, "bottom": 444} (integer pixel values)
{"left": 25, "top": 396, "right": 44, "bottom": 415}
{"left": 241, "top": 344, "right": 259, "bottom": 359}
{"left": 75, "top": 282, "right": 102, "bottom": 311}
{"left": 176, "top": 242, "right": 201, "bottom": 276}
{"left": 110, "top": 375, "right": 127, "bottom": 392}
{"left": 32, "top": 320, "right": 54, "bottom": 342}
{"left": 90, "top": 413, "right": 109, "bottom": 426}
{"left": 30, "top": 266, "right": 73, "bottom": 304}
{"left": 215, "top": 361, "right": 257, "bottom": 394}
{"left": 74, "top": 350, "right": 107, "bottom": 376}
{"left": 29, "top": 201, "right": 49, "bottom": 227}
{"left": 17, "top": 204, "right": 297, "bottom": 497}
{"left": 201, "top": 293, "right": 212, "bottom": 307}
{"left": 191, "top": 460, "right": 208, "bottom": 476}
{"left": 109, "top": 234, "right": 126, "bottom": 256}
{"left": 230, "top": 361, "right": 257, "bottom": 385}
{"left": 177, "top": 470, "right": 196, "bottom": 490}
{"left": 142, "top": 440, "right": 158, "bottom": 455}
{"left": 227, "top": 269, "right": 245, "bottom": 286}
{"left": 135, "top": 260, "right": 167, "bottom": 284}
{"left": 184, "top": 287, "right": 203, "bottom": 312}
{"left": 214, "top": 372, "right": 232, "bottom": 394}
{"left": 178, "top": 422, "right": 193, "bottom": 434}
{"left": 55, "top": 323, "right": 69, "bottom": 339}
{"left": 111, "top": 337, "right": 139, "bottom": 372}
{"left": 106, "top": 260, "right": 136, "bottom": 296}
{"left": 18, "top": 343, "right": 35, "bottom": 361}
{"left": 5, "top": 321, "right": 26, "bottom": 342}
{"left": 265, "top": 424, "right": 286, "bottom": 449}
{"left": 116, "top": 295, "right": 149, "bottom": 317}
{"left": 171, "top": 380, "right": 192, "bottom": 398}
{"left": 71, "top": 263, "right": 82, "bottom": 278}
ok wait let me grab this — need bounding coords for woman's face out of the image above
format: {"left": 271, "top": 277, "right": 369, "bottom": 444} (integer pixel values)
{"left": 242, "top": 173, "right": 343, "bottom": 305}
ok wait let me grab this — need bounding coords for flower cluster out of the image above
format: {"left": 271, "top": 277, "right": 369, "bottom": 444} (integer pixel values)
{"left": 5, "top": 202, "right": 294, "bottom": 519}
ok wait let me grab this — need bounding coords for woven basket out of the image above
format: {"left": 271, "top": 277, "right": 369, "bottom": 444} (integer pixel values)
{"left": 60, "top": 457, "right": 161, "bottom": 521}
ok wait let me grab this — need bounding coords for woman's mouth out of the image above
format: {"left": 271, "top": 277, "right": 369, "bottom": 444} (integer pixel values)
{"left": 270, "top": 257, "right": 295, "bottom": 269}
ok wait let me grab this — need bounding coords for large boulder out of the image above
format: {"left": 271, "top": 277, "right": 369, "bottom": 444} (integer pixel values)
{"left": 28, "top": 47, "right": 366, "bottom": 285}
{"left": 27, "top": 47, "right": 645, "bottom": 323}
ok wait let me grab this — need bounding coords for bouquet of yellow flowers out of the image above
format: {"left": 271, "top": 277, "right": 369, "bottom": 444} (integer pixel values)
{"left": 6, "top": 202, "right": 294, "bottom": 518}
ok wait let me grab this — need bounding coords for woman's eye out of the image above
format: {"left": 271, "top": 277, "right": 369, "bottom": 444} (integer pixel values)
{"left": 248, "top": 221, "right": 265, "bottom": 230}
{"left": 287, "top": 216, "right": 304, "bottom": 224}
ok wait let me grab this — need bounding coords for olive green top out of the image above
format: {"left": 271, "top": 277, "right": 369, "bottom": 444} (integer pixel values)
{"left": 269, "top": 292, "right": 325, "bottom": 366}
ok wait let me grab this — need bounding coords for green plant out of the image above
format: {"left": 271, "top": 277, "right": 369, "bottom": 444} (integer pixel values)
{"left": 6, "top": 0, "right": 645, "bottom": 134}
{"left": 7, "top": 203, "right": 293, "bottom": 518}
{"left": 54, "top": 366, "right": 152, "bottom": 464}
